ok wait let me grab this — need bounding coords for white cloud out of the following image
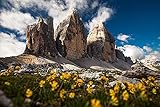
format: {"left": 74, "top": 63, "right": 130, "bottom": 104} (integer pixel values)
{"left": 141, "top": 51, "right": 160, "bottom": 63}
{"left": 5, "top": 0, "right": 91, "bottom": 29}
{"left": 143, "top": 46, "right": 152, "bottom": 53}
{"left": 117, "top": 45, "right": 145, "bottom": 62}
{"left": 0, "top": 9, "right": 36, "bottom": 34}
{"left": 117, "top": 33, "right": 131, "bottom": 42}
{"left": 86, "top": 6, "right": 113, "bottom": 30}
{"left": 91, "top": 0, "right": 99, "bottom": 9}
{"left": 3, "top": 0, "right": 113, "bottom": 30}
{"left": 0, "top": 32, "right": 26, "bottom": 57}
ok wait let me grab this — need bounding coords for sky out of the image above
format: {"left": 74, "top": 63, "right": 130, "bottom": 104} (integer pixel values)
{"left": 0, "top": 0, "right": 160, "bottom": 62}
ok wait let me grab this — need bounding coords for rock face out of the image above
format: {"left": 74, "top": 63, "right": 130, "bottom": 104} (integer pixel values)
{"left": 55, "top": 11, "right": 86, "bottom": 61}
{"left": 115, "top": 49, "right": 133, "bottom": 65}
{"left": 24, "top": 17, "right": 58, "bottom": 58}
{"left": 123, "top": 62, "right": 160, "bottom": 80}
{"left": 87, "top": 23, "right": 116, "bottom": 62}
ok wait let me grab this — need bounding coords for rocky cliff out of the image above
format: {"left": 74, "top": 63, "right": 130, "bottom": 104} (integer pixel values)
{"left": 55, "top": 11, "right": 86, "bottom": 61}
{"left": 115, "top": 49, "right": 133, "bottom": 65}
{"left": 24, "top": 17, "right": 58, "bottom": 58}
{"left": 87, "top": 23, "right": 116, "bottom": 62}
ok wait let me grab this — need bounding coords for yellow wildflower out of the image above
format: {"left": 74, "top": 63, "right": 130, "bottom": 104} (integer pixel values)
{"left": 136, "top": 82, "right": 145, "bottom": 91}
{"left": 99, "top": 75, "right": 108, "bottom": 82}
{"left": 91, "top": 99, "right": 102, "bottom": 107}
{"left": 122, "top": 90, "right": 129, "bottom": 101}
{"left": 69, "top": 92, "right": 75, "bottom": 98}
{"left": 111, "top": 96, "right": 119, "bottom": 106}
{"left": 60, "top": 72, "right": 71, "bottom": 80}
{"left": 50, "top": 69, "right": 57, "bottom": 74}
{"left": 88, "top": 81, "right": 93, "bottom": 86}
{"left": 25, "top": 89, "right": 33, "bottom": 98}
{"left": 50, "top": 81, "right": 59, "bottom": 91}
{"left": 148, "top": 76, "right": 155, "bottom": 81}
{"left": 15, "top": 65, "right": 21, "bottom": 70}
{"left": 109, "top": 89, "right": 115, "bottom": 97}
{"left": 127, "top": 83, "right": 136, "bottom": 94}
{"left": 114, "top": 83, "right": 120, "bottom": 93}
{"left": 152, "top": 88, "right": 157, "bottom": 95}
{"left": 86, "top": 86, "right": 93, "bottom": 94}
{"left": 76, "top": 78, "right": 84, "bottom": 87}
{"left": 4, "top": 81, "right": 10, "bottom": 86}
{"left": 73, "top": 74, "right": 79, "bottom": 81}
{"left": 60, "top": 89, "right": 66, "bottom": 99}
{"left": 46, "top": 74, "right": 56, "bottom": 81}
{"left": 8, "top": 66, "right": 14, "bottom": 72}
{"left": 39, "top": 80, "right": 45, "bottom": 88}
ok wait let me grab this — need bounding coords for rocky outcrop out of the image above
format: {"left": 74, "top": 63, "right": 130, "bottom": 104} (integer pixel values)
{"left": 0, "top": 90, "right": 13, "bottom": 107}
{"left": 55, "top": 11, "right": 86, "bottom": 61}
{"left": 24, "top": 17, "right": 58, "bottom": 58}
{"left": 87, "top": 23, "right": 116, "bottom": 62}
{"left": 123, "top": 62, "right": 160, "bottom": 80}
{"left": 115, "top": 49, "right": 133, "bottom": 65}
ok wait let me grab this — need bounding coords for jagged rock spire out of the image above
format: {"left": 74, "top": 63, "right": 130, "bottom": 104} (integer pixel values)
{"left": 87, "top": 23, "right": 116, "bottom": 62}
{"left": 55, "top": 11, "right": 86, "bottom": 60}
{"left": 24, "top": 17, "right": 58, "bottom": 58}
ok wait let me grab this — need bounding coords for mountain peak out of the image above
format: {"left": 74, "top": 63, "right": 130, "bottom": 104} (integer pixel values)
{"left": 55, "top": 11, "right": 86, "bottom": 60}
{"left": 87, "top": 23, "right": 116, "bottom": 62}
{"left": 24, "top": 17, "right": 58, "bottom": 58}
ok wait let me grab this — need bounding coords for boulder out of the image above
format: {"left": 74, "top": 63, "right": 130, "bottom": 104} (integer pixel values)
{"left": 87, "top": 23, "right": 116, "bottom": 62}
{"left": 24, "top": 17, "right": 58, "bottom": 58}
{"left": 0, "top": 90, "right": 13, "bottom": 107}
{"left": 55, "top": 11, "right": 86, "bottom": 60}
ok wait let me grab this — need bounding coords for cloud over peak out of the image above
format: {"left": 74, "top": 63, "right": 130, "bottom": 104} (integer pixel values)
{"left": 0, "top": 9, "right": 36, "bottom": 35}
{"left": 86, "top": 6, "right": 113, "bottom": 30}
{"left": 117, "top": 45, "right": 145, "bottom": 62}
{"left": 117, "top": 33, "right": 132, "bottom": 42}
{"left": 143, "top": 46, "right": 152, "bottom": 53}
{"left": 0, "top": 32, "right": 25, "bottom": 57}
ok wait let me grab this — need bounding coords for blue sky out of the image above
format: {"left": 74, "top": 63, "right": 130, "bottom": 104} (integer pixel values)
{"left": 105, "top": 0, "right": 160, "bottom": 50}
{"left": 0, "top": 0, "right": 159, "bottom": 60}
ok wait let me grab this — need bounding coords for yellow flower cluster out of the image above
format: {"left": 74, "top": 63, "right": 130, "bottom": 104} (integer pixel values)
{"left": 50, "top": 80, "right": 59, "bottom": 91}
{"left": 122, "top": 90, "right": 129, "bottom": 101}
{"left": 91, "top": 99, "right": 102, "bottom": 107}
{"left": 127, "top": 83, "right": 136, "bottom": 94}
{"left": 39, "top": 80, "right": 45, "bottom": 88}
{"left": 99, "top": 75, "right": 108, "bottom": 82}
{"left": 60, "top": 89, "right": 66, "bottom": 99}
{"left": 76, "top": 78, "right": 84, "bottom": 87}
{"left": 69, "top": 92, "right": 75, "bottom": 98}
{"left": 86, "top": 81, "right": 94, "bottom": 94}
{"left": 109, "top": 89, "right": 119, "bottom": 106}
{"left": 60, "top": 72, "right": 71, "bottom": 80}
{"left": 46, "top": 70, "right": 57, "bottom": 81}
{"left": 25, "top": 89, "right": 33, "bottom": 98}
